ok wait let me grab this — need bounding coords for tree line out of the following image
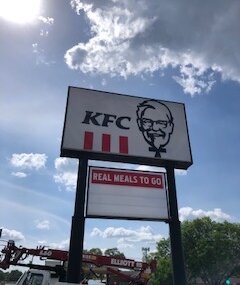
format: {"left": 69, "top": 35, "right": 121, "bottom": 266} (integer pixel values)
{"left": 83, "top": 247, "right": 125, "bottom": 258}
{"left": 149, "top": 217, "right": 240, "bottom": 285}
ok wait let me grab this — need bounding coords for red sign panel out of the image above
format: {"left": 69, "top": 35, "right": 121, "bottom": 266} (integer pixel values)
{"left": 91, "top": 168, "right": 164, "bottom": 189}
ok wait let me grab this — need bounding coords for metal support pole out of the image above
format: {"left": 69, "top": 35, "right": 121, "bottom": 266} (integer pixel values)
{"left": 166, "top": 165, "right": 187, "bottom": 285}
{"left": 67, "top": 157, "right": 88, "bottom": 283}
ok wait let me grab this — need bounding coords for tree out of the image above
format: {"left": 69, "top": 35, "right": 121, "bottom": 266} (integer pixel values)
{"left": 88, "top": 248, "right": 103, "bottom": 255}
{"left": 182, "top": 217, "right": 240, "bottom": 285}
{"left": 142, "top": 247, "right": 150, "bottom": 262}
{"left": 149, "top": 239, "right": 173, "bottom": 285}
{"left": 6, "top": 270, "right": 22, "bottom": 282}
{"left": 149, "top": 218, "right": 240, "bottom": 285}
{"left": 0, "top": 269, "right": 22, "bottom": 282}
{"left": 104, "top": 248, "right": 125, "bottom": 258}
{"left": 0, "top": 270, "right": 6, "bottom": 281}
{"left": 150, "top": 257, "right": 173, "bottom": 285}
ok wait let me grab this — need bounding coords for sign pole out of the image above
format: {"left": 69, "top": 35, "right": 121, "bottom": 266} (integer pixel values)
{"left": 67, "top": 157, "right": 88, "bottom": 283}
{"left": 166, "top": 165, "right": 187, "bottom": 285}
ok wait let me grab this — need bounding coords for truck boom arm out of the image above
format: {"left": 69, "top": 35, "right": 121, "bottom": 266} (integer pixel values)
{"left": 0, "top": 240, "right": 156, "bottom": 285}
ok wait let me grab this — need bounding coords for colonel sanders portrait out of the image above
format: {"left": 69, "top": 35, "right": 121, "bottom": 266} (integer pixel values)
{"left": 136, "top": 100, "right": 174, "bottom": 157}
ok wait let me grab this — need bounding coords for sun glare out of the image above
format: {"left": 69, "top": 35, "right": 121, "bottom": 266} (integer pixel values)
{"left": 0, "top": 0, "right": 41, "bottom": 24}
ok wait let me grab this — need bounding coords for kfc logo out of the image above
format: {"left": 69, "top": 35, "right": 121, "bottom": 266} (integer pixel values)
{"left": 136, "top": 100, "right": 174, "bottom": 157}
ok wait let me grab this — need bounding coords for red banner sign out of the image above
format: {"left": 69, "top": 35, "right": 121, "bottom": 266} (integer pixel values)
{"left": 91, "top": 168, "right": 164, "bottom": 189}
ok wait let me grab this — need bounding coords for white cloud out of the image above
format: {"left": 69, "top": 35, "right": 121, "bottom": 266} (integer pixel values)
{"left": 35, "top": 220, "right": 50, "bottom": 230}
{"left": 32, "top": 43, "right": 55, "bottom": 65}
{"left": 0, "top": 227, "right": 25, "bottom": 241}
{"left": 173, "top": 64, "right": 216, "bottom": 96}
{"left": 11, "top": 171, "right": 27, "bottom": 178}
{"left": 66, "top": 0, "right": 240, "bottom": 96}
{"left": 175, "top": 169, "right": 187, "bottom": 176}
{"left": 117, "top": 240, "right": 133, "bottom": 249}
{"left": 179, "top": 207, "right": 232, "bottom": 222}
{"left": 38, "top": 16, "right": 54, "bottom": 25}
{"left": 101, "top": 78, "right": 107, "bottom": 86}
{"left": 38, "top": 240, "right": 47, "bottom": 245}
{"left": 90, "top": 226, "right": 163, "bottom": 245}
{"left": 40, "top": 29, "right": 49, "bottom": 37}
{"left": 32, "top": 43, "right": 38, "bottom": 52}
{"left": 37, "top": 16, "right": 54, "bottom": 39}
{"left": 136, "top": 165, "right": 165, "bottom": 172}
{"left": 135, "top": 165, "right": 187, "bottom": 176}
{"left": 10, "top": 153, "right": 47, "bottom": 170}
{"left": 36, "top": 239, "right": 69, "bottom": 251}
{"left": 54, "top": 158, "right": 78, "bottom": 191}
{"left": 49, "top": 239, "right": 69, "bottom": 250}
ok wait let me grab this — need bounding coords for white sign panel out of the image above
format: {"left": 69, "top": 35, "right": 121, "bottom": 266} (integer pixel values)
{"left": 61, "top": 87, "right": 192, "bottom": 169}
{"left": 86, "top": 167, "right": 169, "bottom": 221}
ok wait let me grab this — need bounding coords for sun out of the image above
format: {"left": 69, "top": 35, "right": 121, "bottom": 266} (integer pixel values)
{"left": 0, "top": 0, "right": 41, "bottom": 24}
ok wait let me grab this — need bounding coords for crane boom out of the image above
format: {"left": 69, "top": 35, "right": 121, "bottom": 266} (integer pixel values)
{"left": 0, "top": 240, "right": 156, "bottom": 285}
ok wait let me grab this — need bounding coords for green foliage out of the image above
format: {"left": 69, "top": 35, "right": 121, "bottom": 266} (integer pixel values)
{"left": 88, "top": 248, "right": 103, "bottom": 255}
{"left": 0, "top": 270, "right": 5, "bottom": 282}
{"left": 149, "top": 238, "right": 173, "bottom": 285}
{"left": 155, "top": 238, "right": 171, "bottom": 258}
{"left": 0, "top": 269, "right": 22, "bottom": 282}
{"left": 182, "top": 217, "right": 240, "bottom": 285}
{"left": 104, "top": 247, "right": 125, "bottom": 258}
{"left": 84, "top": 247, "right": 124, "bottom": 258}
{"left": 150, "top": 218, "right": 240, "bottom": 285}
{"left": 7, "top": 270, "right": 22, "bottom": 282}
{"left": 142, "top": 247, "right": 150, "bottom": 262}
{"left": 149, "top": 257, "right": 173, "bottom": 285}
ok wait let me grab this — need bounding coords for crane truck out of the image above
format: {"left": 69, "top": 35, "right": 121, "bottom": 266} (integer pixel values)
{"left": 0, "top": 240, "right": 156, "bottom": 285}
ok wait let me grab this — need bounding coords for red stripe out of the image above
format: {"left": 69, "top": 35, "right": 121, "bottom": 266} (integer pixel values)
{"left": 102, "top": 134, "right": 111, "bottom": 152}
{"left": 119, "top": 136, "right": 128, "bottom": 154}
{"left": 84, "top": 131, "right": 93, "bottom": 150}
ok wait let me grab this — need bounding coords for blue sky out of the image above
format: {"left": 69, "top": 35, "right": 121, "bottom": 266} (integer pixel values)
{"left": 1, "top": 0, "right": 240, "bottom": 263}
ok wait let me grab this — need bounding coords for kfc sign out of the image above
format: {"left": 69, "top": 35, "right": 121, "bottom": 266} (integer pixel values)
{"left": 61, "top": 87, "right": 192, "bottom": 169}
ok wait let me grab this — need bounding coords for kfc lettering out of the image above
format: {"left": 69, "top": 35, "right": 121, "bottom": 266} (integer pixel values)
{"left": 82, "top": 111, "right": 131, "bottom": 130}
